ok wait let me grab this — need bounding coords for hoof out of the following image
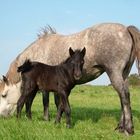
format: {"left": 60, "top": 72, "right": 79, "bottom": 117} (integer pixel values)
{"left": 124, "top": 128, "right": 134, "bottom": 136}
{"left": 115, "top": 125, "right": 134, "bottom": 136}
{"left": 43, "top": 116, "right": 50, "bottom": 121}
{"left": 16, "top": 114, "right": 21, "bottom": 119}
{"left": 115, "top": 126, "right": 124, "bottom": 133}
{"left": 26, "top": 116, "right": 32, "bottom": 120}
{"left": 66, "top": 124, "right": 71, "bottom": 128}
{"left": 54, "top": 120, "right": 60, "bottom": 124}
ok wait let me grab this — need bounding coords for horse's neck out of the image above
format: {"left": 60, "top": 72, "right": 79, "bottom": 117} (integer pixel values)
{"left": 6, "top": 60, "right": 21, "bottom": 84}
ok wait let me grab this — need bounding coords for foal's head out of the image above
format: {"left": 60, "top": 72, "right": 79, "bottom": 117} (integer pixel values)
{"left": 66, "top": 47, "right": 86, "bottom": 80}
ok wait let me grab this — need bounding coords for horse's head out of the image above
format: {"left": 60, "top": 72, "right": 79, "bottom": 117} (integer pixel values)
{"left": 68, "top": 47, "right": 86, "bottom": 80}
{"left": 0, "top": 76, "right": 21, "bottom": 117}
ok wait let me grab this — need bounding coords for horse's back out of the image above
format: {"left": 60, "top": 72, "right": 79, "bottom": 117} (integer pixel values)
{"left": 15, "top": 23, "right": 134, "bottom": 82}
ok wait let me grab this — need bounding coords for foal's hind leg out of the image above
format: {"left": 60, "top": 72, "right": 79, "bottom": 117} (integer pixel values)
{"left": 42, "top": 91, "right": 50, "bottom": 121}
{"left": 25, "top": 91, "right": 37, "bottom": 119}
{"left": 108, "top": 71, "right": 134, "bottom": 135}
{"left": 17, "top": 95, "right": 27, "bottom": 118}
{"left": 54, "top": 93, "right": 60, "bottom": 110}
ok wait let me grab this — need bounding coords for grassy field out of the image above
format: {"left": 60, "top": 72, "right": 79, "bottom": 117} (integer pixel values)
{"left": 0, "top": 85, "right": 140, "bottom": 140}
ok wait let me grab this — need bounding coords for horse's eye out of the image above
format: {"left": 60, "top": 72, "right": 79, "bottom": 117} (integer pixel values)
{"left": 2, "top": 94, "right": 7, "bottom": 98}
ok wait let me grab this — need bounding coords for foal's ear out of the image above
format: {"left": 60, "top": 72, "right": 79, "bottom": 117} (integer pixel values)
{"left": 2, "top": 75, "right": 9, "bottom": 85}
{"left": 81, "top": 47, "right": 86, "bottom": 57}
{"left": 69, "top": 47, "right": 75, "bottom": 56}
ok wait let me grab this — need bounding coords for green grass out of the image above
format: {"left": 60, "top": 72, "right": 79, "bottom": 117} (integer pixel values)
{"left": 0, "top": 85, "right": 140, "bottom": 140}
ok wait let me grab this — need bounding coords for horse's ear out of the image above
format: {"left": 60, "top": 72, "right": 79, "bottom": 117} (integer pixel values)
{"left": 69, "top": 47, "right": 75, "bottom": 56}
{"left": 81, "top": 47, "right": 86, "bottom": 57}
{"left": 2, "top": 75, "right": 9, "bottom": 85}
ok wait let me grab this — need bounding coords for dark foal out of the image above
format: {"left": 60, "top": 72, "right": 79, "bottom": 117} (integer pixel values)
{"left": 17, "top": 47, "right": 86, "bottom": 127}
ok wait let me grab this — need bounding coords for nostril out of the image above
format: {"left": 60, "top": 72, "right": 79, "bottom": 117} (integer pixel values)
{"left": 2, "top": 94, "right": 7, "bottom": 98}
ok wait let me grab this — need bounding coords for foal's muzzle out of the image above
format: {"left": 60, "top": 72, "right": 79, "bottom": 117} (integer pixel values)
{"left": 74, "top": 73, "right": 82, "bottom": 80}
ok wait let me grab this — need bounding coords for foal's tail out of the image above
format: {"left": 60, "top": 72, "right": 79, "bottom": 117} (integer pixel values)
{"left": 128, "top": 26, "right": 140, "bottom": 75}
{"left": 17, "top": 59, "right": 32, "bottom": 73}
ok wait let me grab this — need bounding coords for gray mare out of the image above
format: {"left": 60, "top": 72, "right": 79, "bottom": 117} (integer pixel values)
{"left": 0, "top": 23, "right": 140, "bottom": 135}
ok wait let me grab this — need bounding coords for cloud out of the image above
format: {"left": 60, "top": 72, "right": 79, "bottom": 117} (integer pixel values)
{"left": 65, "top": 10, "right": 73, "bottom": 15}
{"left": 87, "top": 14, "right": 93, "bottom": 18}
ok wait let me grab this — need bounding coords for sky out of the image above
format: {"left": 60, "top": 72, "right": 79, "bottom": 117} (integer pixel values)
{"left": 0, "top": 0, "right": 140, "bottom": 85}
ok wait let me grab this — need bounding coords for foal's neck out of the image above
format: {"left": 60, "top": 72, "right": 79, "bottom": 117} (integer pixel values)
{"left": 61, "top": 63, "right": 75, "bottom": 82}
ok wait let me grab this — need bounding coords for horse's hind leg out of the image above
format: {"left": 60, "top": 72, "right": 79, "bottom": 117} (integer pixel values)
{"left": 108, "top": 71, "right": 134, "bottom": 135}
{"left": 42, "top": 91, "right": 50, "bottom": 121}
{"left": 115, "top": 80, "right": 131, "bottom": 133}
{"left": 115, "top": 58, "right": 135, "bottom": 134}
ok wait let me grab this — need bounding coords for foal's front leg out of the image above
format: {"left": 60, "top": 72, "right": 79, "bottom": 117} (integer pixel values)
{"left": 54, "top": 93, "right": 63, "bottom": 123}
{"left": 54, "top": 91, "right": 71, "bottom": 119}
{"left": 42, "top": 91, "right": 50, "bottom": 121}
{"left": 57, "top": 91, "right": 71, "bottom": 128}
{"left": 55, "top": 101, "right": 64, "bottom": 124}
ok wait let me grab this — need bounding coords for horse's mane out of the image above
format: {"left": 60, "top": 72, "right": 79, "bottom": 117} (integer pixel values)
{"left": 4, "top": 25, "right": 57, "bottom": 85}
{"left": 37, "top": 25, "right": 56, "bottom": 38}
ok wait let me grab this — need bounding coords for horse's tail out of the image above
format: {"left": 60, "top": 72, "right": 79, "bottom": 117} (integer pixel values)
{"left": 127, "top": 26, "right": 140, "bottom": 75}
{"left": 17, "top": 59, "right": 32, "bottom": 73}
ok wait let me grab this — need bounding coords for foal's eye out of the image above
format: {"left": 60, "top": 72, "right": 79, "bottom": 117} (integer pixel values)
{"left": 81, "top": 61, "right": 84, "bottom": 64}
{"left": 71, "top": 61, "right": 75, "bottom": 64}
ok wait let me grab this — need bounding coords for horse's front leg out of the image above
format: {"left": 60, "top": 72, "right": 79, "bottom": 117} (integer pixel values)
{"left": 42, "top": 91, "right": 50, "bottom": 121}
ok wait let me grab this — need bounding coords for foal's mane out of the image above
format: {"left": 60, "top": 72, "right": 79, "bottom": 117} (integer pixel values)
{"left": 17, "top": 59, "right": 32, "bottom": 73}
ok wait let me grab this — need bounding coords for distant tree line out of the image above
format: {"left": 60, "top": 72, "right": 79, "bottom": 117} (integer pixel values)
{"left": 108, "top": 73, "right": 140, "bottom": 86}
{"left": 128, "top": 73, "right": 140, "bottom": 86}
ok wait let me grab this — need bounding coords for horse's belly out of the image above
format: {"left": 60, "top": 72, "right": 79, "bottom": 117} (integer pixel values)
{"left": 77, "top": 66, "right": 104, "bottom": 84}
